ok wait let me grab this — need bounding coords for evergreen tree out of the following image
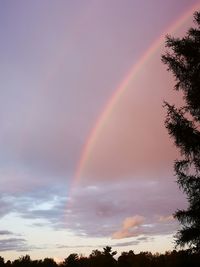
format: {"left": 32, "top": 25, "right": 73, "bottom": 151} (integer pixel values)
{"left": 162, "top": 11, "right": 200, "bottom": 251}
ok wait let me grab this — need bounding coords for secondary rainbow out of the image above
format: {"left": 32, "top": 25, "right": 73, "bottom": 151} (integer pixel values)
{"left": 74, "top": 3, "right": 200, "bottom": 187}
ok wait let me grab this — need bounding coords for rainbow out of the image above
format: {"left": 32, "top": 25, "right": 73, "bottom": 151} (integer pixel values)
{"left": 74, "top": 3, "right": 200, "bottom": 187}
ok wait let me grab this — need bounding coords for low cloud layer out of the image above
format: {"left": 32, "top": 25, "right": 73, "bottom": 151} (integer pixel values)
{"left": 0, "top": 178, "right": 185, "bottom": 243}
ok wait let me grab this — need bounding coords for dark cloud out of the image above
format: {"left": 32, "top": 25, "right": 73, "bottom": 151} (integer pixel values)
{"left": 0, "top": 196, "right": 14, "bottom": 218}
{"left": 112, "top": 240, "right": 140, "bottom": 247}
{"left": 0, "top": 231, "right": 34, "bottom": 252}
{"left": 137, "top": 236, "right": 153, "bottom": 241}
{"left": 0, "top": 238, "right": 28, "bottom": 252}
{"left": 112, "top": 236, "right": 154, "bottom": 247}
{"left": 0, "top": 230, "right": 13, "bottom": 236}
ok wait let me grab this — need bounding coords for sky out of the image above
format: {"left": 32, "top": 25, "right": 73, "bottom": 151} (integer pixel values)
{"left": 0, "top": 0, "right": 200, "bottom": 262}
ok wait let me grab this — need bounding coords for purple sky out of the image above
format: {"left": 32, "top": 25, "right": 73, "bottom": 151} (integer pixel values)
{"left": 0, "top": 0, "right": 200, "bottom": 261}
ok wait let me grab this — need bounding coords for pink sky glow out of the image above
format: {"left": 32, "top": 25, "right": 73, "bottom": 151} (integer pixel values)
{"left": 0, "top": 0, "right": 200, "bottom": 261}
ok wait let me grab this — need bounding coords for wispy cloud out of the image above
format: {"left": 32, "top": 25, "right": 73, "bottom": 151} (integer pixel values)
{"left": 0, "top": 238, "right": 28, "bottom": 252}
{"left": 112, "top": 215, "right": 145, "bottom": 239}
{"left": 112, "top": 236, "right": 154, "bottom": 247}
{"left": 0, "top": 230, "right": 13, "bottom": 236}
{"left": 56, "top": 235, "right": 154, "bottom": 250}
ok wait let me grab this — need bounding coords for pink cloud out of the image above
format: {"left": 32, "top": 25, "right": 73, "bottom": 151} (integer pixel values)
{"left": 123, "top": 216, "right": 144, "bottom": 229}
{"left": 158, "top": 215, "right": 174, "bottom": 222}
{"left": 112, "top": 215, "right": 145, "bottom": 239}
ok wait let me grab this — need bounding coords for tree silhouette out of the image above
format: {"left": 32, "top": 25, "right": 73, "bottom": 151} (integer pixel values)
{"left": 63, "top": 253, "right": 79, "bottom": 267}
{"left": 162, "top": 11, "right": 200, "bottom": 251}
{"left": 12, "top": 255, "right": 32, "bottom": 267}
{"left": 42, "top": 258, "right": 57, "bottom": 267}
{"left": 0, "top": 257, "right": 4, "bottom": 267}
{"left": 118, "top": 250, "right": 135, "bottom": 267}
{"left": 89, "top": 246, "right": 117, "bottom": 267}
{"left": 0, "top": 249, "right": 200, "bottom": 267}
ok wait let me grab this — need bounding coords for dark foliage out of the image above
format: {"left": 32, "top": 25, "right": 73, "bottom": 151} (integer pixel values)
{"left": 0, "top": 248, "right": 200, "bottom": 267}
{"left": 162, "top": 11, "right": 200, "bottom": 251}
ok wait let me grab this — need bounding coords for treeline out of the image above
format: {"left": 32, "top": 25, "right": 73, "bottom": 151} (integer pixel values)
{"left": 1, "top": 247, "right": 200, "bottom": 267}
